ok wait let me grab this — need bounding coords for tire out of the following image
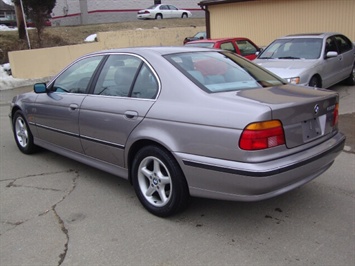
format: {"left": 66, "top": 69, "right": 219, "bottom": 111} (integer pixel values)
{"left": 12, "top": 110, "right": 38, "bottom": 154}
{"left": 132, "top": 145, "right": 190, "bottom": 217}
{"left": 181, "top": 13, "right": 188, "bottom": 18}
{"left": 308, "top": 75, "right": 321, "bottom": 88}
{"left": 344, "top": 64, "right": 355, "bottom": 86}
{"left": 155, "top": 14, "right": 162, "bottom": 20}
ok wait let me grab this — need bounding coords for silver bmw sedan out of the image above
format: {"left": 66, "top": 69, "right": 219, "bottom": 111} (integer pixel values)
{"left": 9, "top": 47, "right": 345, "bottom": 217}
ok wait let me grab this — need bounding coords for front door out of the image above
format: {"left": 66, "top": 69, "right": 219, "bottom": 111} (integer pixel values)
{"left": 34, "top": 55, "right": 104, "bottom": 152}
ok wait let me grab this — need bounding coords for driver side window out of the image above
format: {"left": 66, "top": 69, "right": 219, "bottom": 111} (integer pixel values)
{"left": 52, "top": 56, "right": 104, "bottom": 93}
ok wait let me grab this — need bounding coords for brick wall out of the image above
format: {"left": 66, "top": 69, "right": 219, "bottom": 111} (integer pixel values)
{"left": 51, "top": 0, "right": 204, "bottom": 26}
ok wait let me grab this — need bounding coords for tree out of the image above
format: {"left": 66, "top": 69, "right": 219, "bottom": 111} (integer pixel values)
{"left": 13, "top": 0, "right": 56, "bottom": 46}
{"left": 13, "top": 1, "right": 26, "bottom": 40}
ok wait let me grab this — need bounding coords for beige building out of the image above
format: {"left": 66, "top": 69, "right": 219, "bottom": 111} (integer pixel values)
{"left": 198, "top": 0, "right": 355, "bottom": 46}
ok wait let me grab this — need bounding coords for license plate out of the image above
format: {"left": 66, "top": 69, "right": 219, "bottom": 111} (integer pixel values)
{"left": 302, "top": 115, "right": 326, "bottom": 142}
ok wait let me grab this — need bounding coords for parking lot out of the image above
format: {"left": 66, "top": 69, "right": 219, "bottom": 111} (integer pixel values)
{"left": 0, "top": 84, "right": 354, "bottom": 265}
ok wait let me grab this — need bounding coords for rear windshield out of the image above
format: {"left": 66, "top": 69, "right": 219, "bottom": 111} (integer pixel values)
{"left": 164, "top": 51, "right": 285, "bottom": 93}
{"left": 184, "top": 42, "right": 214, "bottom": 48}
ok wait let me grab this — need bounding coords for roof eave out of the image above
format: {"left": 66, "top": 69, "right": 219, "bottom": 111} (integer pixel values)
{"left": 198, "top": 0, "right": 256, "bottom": 7}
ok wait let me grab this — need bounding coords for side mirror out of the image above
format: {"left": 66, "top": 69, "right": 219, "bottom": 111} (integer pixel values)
{"left": 34, "top": 83, "right": 47, "bottom": 93}
{"left": 326, "top": 51, "right": 338, "bottom": 58}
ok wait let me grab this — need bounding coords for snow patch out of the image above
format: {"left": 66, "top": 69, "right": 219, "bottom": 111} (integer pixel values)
{"left": 2, "top": 0, "right": 14, "bottom": 6}
{"left": 84, "top": 34, "right": 97, "bottom": 42}
{"left": 0, "top": 64, "right": 49, "bottom": 91}
{"left": 0, "top": 24, "right": 17, "bottom": 31}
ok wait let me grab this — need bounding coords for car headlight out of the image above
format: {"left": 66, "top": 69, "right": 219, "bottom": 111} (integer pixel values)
{"left": 286, "top": 77, "right": 300, "bottom": 84}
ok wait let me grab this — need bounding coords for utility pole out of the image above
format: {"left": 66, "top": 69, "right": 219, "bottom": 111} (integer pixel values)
{"left": 79, "top": 0, "right": 88, "bottom": 25}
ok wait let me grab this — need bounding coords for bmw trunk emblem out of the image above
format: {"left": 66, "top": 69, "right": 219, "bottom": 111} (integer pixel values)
{"left": 314, "top": 104, "right": 320, "bottom": 114}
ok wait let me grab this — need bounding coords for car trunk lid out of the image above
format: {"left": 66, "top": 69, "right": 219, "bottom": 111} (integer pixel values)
{"left": 236, "top": 85, "right": 339, "bottom": 148}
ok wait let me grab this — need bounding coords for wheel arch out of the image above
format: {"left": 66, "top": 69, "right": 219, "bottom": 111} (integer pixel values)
{"left": 155, "top": 13, "right": 163, "bottom": 19}
{"left": 127, "top": 139, "right": 177, "bottom": 184}
{"left": 11, "top": 105, "right": 23, "bottom": 122}
{"left": 309, "top": 73, "right": 322, "bottom": 87}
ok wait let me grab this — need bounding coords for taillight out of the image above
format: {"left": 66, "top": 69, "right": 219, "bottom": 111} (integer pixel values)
{"left": 332, "top": 103, "right": 339, "bottom": 127}
{"left": 239, "top": 120, "right": 285, "bottom": 150}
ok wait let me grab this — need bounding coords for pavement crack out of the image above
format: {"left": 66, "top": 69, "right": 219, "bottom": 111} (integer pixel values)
{"left": 2, "top": 169, "right": 75, "bottom": 185}
{"left": 51, "top": 170, "right": 79, "bottom": 266}
{"left": 2, "top": 220, "right": 25, "bottom": 226}
{"left": 6, "top": 183, "right": 62, "bottom": 191}
{"left": 53, "top": 206, "right": 69, "bottom": 266}
{"left": 2, "top": 170, "right": 79, "bottom": 264}
{"left": 0, "top": 219, "right": 29, "bottom": 236}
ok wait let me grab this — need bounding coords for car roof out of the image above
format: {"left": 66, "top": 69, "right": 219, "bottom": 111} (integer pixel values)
{"left": 86, "top": 46, "right": 219, "bottom": 57}
{"left": 187, "top": 37, "right": 251, "bottom": 44}
{"left": 280, "top": 32, "right": 341, "bottom": 39}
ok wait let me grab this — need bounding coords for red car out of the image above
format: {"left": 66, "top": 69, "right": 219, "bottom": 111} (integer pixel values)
{"left": 184, "top": 37, "right": 260, "bottom": 60}
{"left": 26, "top": 18, "right": 52, "bottom": 27}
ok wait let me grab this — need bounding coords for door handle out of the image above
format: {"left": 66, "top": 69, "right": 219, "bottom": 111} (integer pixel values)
{"left": 124, "top": 110, "right": 138, "bottom": 119}
{"left": 69, "top": 103, "right": 79, "bottom": 110}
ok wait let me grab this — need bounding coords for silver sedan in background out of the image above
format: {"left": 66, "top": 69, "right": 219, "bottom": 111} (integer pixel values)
{"left": 10, "top": 47, "right": 345, "bottom": 217}
{"left": 254, "top": 32, "right": 355, "bottom": 88}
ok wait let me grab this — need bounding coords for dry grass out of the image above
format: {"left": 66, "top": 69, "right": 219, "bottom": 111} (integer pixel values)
{"left": 0, "top": 18, "right": 205, "bottom": 64}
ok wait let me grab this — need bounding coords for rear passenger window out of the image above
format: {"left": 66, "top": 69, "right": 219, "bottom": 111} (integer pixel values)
{"left": 93, "top": 54, "right": 158, "bottom": 99}
{"left": 132, "top": 64, "right": 158, "bottom": 99}
{"left": 334, "top": 35, "right": 353, "bottom": 54}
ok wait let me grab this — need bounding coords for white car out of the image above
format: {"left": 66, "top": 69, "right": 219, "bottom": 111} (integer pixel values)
{"left": 137, "top": 4, "right": 192, "bottom": 20}
{"left": 254, "top": 32, "right": 355, "bottom": 88}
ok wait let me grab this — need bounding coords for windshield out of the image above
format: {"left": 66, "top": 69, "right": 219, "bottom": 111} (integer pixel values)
{"left": 259, "top": 38, "right": 323, "bottom": 59}
{"left": 194, "top": 32, "right": 206, "bottom": 38}
{"left": 164, "top": 51, "right": 285, "bottom": 93}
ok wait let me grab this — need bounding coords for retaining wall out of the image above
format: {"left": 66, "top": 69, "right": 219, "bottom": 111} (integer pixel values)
{"left": 9, "top": 26, "right": 205, "bottom": 79}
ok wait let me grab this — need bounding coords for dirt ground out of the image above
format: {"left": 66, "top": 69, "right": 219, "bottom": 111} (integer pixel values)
{"left": 0, "top": 18, "right": 205, "bottom": 64}
{"left": 338, "top": 113, "right": 355, "bottom": 153}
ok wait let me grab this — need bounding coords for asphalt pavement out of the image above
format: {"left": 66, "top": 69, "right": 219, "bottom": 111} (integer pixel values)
{"left": 0, "top": 83, "right": 354, "bottom": 266}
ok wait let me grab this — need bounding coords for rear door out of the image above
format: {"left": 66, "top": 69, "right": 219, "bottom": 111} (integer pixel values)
{"left": 168, "top": 5, "right": 180, "bottom": 18}
{"left": 322, "top": 36, "right": 344, "bottom": 87}
{"left": 334, "top": 34, "right": 355, "bottom": 81}
{"left": 79, "top": 54, "right": 159, "bottom": 167}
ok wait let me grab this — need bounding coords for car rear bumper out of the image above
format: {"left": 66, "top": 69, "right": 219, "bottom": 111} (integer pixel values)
{"left": 175, "top": 132, "right": 345, "bottom": 201}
